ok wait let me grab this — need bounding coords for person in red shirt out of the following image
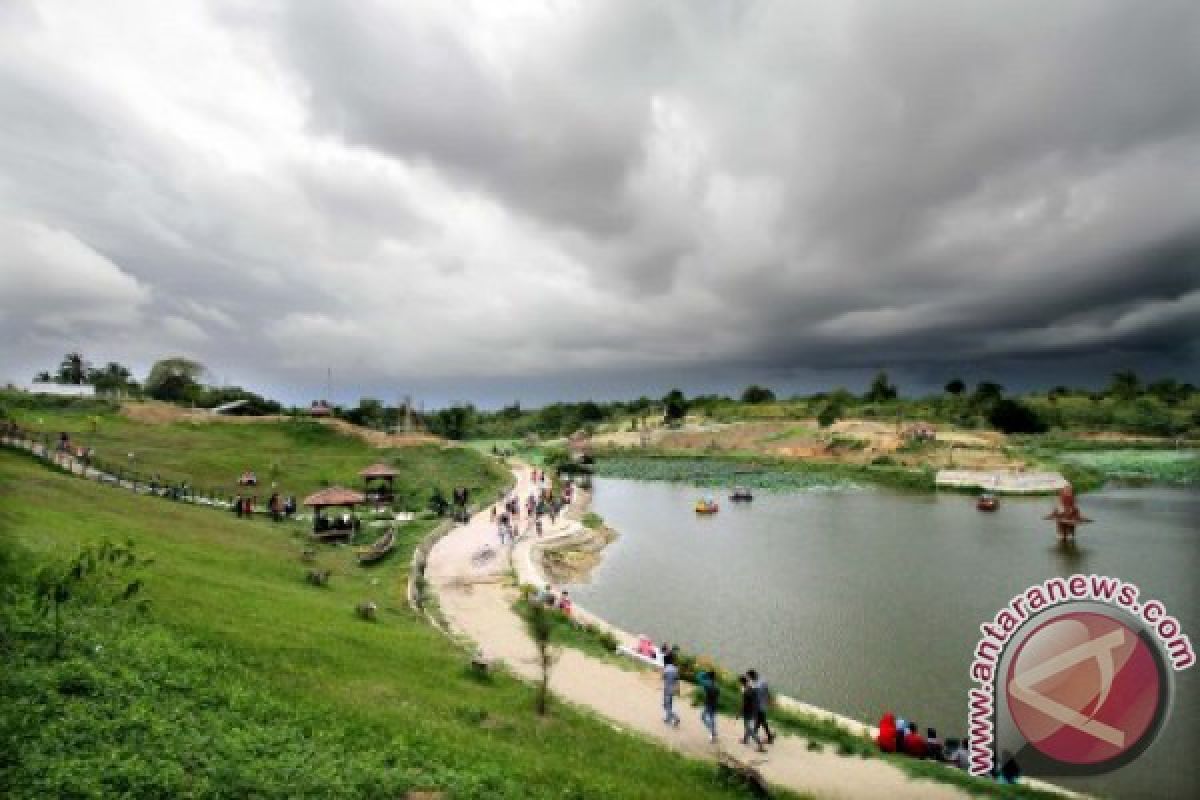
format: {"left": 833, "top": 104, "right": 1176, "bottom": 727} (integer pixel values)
{"left": 903, "top": 722, "right": 927, "bottom": 758}
{"left": 876, "top": 712, "right": 898, "bottom": 752}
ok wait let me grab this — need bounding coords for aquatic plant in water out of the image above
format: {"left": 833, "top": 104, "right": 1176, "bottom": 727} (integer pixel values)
{"left": 1056, "top": 449, "right": 1199, "bottom": 485}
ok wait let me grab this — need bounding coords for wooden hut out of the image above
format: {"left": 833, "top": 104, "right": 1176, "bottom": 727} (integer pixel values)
{"left": 303, "top": 486, "right": 365, "bottom": 541}
{"left": 359, "top": 463, "right": 397, "bottom": 504}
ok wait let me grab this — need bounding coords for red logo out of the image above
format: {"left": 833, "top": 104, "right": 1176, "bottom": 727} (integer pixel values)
{"left": 1006, "top": 612, "right": 1164, "bottom": 766}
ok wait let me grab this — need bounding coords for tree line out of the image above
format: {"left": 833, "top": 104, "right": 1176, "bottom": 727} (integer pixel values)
{"left": 29, "top": 353, "right": 281, "bottom": 415}
{"left": 24, "top": 354, "right": 1199, "bottom": 438}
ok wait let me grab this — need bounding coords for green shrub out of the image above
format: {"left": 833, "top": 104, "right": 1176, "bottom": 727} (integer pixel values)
{"left": 596, "top": 629, "right": 619, "bottom": 652}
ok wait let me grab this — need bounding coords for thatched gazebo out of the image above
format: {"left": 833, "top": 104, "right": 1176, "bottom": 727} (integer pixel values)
{"left": 303, "top": 486, "right": 365, "bottom": 539}
{"left": 359, "top": 463, "right": 397, "bottom": 504}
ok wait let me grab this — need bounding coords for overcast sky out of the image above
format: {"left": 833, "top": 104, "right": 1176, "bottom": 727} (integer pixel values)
{"left": 1, "top": 1, "right": 1198, "bottom": 407}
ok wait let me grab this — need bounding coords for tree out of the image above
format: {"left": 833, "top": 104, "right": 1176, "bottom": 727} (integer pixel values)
{"left": 33, "top": 370, "right": 52, "bottom": 383}
{"left": 864, "top": 371, "right": 898, "bottom": 403}
{"left": 426, "top": 405, "right": 476, "bottom": 440}
{"left": 987, "top": 399, "right": 1047, "bottom": 434}
{"left": 87, "top": 361, "right": 136, "bottom": 393}
{"left": 971, "top": 381, "right": 1005, "bottom": 409}
{"left": 1108, "top": 370, "right": 1140, "bottom": 402}
{"left": 345, "top": 397, "right": 385, "bottom": 429}
{"left": 524, "top": 599, "right": 560, "bottom": 716}
{"left": 1116, "top": 397, "right": 1178, "bottom": 437}
{"left": 817, "top": 397, "right": 844, "bottom": 428}
{"left": 145, "top": 357, "right": 206, "bottom": 404}
{"left": 662, "top": 389, "right": 688, "bottom": 425}
{"left": 34, "top": 539, "right": 147, "bottom": 658}
{"left": 944, "top": 379, "right": 966, "bottom": 396}
{"left": 57, "top": 352, "right": 90, "bottom": 385}
{"left": 740, "top": 385, "right": 776, "bottom": 404}
{"left": 1146, "top": 379, "right": 1186, "bottom": 407}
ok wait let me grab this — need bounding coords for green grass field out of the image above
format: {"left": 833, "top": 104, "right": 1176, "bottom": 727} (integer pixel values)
{"left": 0, "top": 445, "right": 788, "bottom": 799}
{"left": 5, "top": 404, "right": 506, "bottom": 508}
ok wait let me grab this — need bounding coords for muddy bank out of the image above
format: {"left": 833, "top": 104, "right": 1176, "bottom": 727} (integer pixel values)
{"left": 538, "top": 488, "right": 619, "bottom": 584}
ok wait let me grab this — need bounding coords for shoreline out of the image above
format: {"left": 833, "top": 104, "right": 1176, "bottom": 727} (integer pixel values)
{"left": 528, "top": 484, "right": 883, "bottom": 739}
{"left": 533, "top": 472, "right": 1084, "bottom": 799}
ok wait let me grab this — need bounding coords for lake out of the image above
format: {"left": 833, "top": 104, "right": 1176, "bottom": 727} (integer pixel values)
{"left": 570, "top": 479, "right": 1199, "bottom": 799}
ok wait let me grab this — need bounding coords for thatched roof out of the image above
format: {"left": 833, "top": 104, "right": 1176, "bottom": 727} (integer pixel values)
{"left": 359, "top": 462, "right": 398, "bottom": 479}
{"left": 303, "top": 486, "right": 365, "bottom": 508}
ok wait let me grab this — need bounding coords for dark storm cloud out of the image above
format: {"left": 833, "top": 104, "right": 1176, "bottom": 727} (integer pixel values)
{"left": 1, "top": 0, "right": 1197, "bottom": 401}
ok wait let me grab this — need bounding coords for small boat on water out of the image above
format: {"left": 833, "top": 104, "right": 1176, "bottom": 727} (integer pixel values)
{"left": 977, "top": 493, "right": 999, "bottom": 512}
{"left": 358, "top": 529, "right": 396, "bottom": 564}
{"left": 695, "top": 498, "right": 719, "bottom": 514}
{"left": 730, "top": 487, "right": 754, "bottom": 502}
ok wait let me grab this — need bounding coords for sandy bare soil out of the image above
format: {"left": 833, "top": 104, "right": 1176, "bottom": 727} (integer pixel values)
{"left": 593, "top": 417, "right": 1021, "bottom": 471}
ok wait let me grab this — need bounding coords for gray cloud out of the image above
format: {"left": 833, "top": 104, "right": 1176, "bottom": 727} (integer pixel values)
{"left": 0, "top": 0, "right": 1197, "bottom": 403}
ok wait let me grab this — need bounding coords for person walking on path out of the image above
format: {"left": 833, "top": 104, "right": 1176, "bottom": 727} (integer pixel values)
{"left": 699, "top": 671, "right": 720, "bottom": 742}
{"left": 739, "top": 674, "right": 766, "bottom": 752}
{"left": 662, "top": 654, "right": 681, "bottom": 728}
{"left": 747, "top": 668, "right": 776, "bottom": 744}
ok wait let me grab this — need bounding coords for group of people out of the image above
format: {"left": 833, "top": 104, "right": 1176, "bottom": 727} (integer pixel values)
{"left": 533, "top": 584, "right": 573, "bottom": 617}
{"left": 660, "top": 654, "right": 775, "bottom": 751}
{"left": 491, "top": 470, "right": 573, "bottom": 545}
{"left": 231, "top": 491, "right": 297, "bottom": 520}
{"left": 875, "top": 712, "right": 1010, "bottom": 779}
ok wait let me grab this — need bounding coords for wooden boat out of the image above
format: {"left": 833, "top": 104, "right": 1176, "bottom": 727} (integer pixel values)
{"left": 358, "top": 529, "right": 395, "bottom": 564}
{"left": 730, "top": 487, "right": 754, "bottom": 502}
{"left": 695, "top": 499, "right": 719, "bottom": 514}
{"left": 977, "top": 493, "right": 999, "bottom": 512}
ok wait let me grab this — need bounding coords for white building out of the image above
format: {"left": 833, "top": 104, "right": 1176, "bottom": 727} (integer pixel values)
{"left": 15, "top": 382, "right": 96, "bottom": 397}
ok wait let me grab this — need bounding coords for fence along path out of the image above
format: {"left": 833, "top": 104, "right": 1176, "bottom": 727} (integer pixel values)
{"left": 1, "top": 423, "right": 238, "bottom": 510}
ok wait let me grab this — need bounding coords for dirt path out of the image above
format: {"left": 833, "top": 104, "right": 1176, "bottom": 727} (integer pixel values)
{"left": 427, "top": 464, "right": 970, "bottom": 800}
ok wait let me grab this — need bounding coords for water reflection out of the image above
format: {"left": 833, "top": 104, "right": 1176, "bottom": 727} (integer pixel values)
{"left": 1050, "top": 538, "right": 1088, "bottom": 571}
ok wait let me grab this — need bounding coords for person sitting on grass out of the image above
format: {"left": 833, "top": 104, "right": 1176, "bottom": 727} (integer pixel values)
{"left": 925, "top": 727, "right": 943, "bottom": 760}
{"left": 557, "top": 590, "right": 573, "bottom": 618}
{"left": 954, "top": 737, "right": 970, "bottom": 769}
{"left": 902, "top": 722, "right": 927, "bottom": 758}
{"left": 876, "top": 712, "right": 898, "bottom": 753}
{"left": 997, "top": 751, "right": 1021, "bottom": 784}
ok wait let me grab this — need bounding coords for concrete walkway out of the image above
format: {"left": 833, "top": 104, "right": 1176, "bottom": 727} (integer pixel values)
{"left": 427, "top": 464, "right": 970, "bottom": 800}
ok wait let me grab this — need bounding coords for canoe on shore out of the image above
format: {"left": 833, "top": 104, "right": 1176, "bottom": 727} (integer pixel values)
{"left": 358, "top": 529, "right": 396, "bottom": 564}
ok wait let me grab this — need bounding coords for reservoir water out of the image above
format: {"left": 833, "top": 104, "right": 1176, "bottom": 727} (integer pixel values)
{"left": 570, "top": 479, "right": 1199, "bottom": 799}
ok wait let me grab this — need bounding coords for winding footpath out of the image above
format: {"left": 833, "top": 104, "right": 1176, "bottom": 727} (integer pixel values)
{"left": 426, "top": 463, "right": 973, "bottom": 800}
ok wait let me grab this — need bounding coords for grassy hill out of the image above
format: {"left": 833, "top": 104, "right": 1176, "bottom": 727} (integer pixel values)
{"left": 0, "top": 448, "right": 785, "bottom": 799}
{"left": 3, "top": 400, "right": 502, "bottom": 508}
